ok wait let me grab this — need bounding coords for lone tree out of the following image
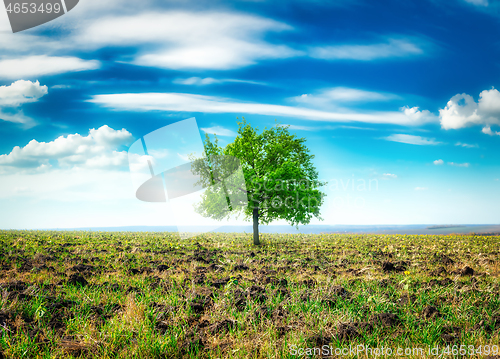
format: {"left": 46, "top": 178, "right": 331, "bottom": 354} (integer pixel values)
{"left": 191, "top": 118, "right": 326, "bottom": 245}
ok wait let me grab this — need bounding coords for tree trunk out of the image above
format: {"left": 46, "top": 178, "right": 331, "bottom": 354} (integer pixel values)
{"left": 253, "top": 207, "right": 260, "bottom": 245}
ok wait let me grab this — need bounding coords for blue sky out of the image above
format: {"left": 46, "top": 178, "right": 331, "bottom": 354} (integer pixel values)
{"left": 0, "top": 0, "right": 499, "bottom": 228}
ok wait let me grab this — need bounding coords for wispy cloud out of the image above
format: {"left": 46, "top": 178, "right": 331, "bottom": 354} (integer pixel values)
{"left": 0, "top": 56, "right": 100, "bottom": 80}
{"left": 310, "top": 38, "right": 424, "bottom": 61}
{"left": 177, "top": 153, "right": 190, "bottom": 162}
{"left": 382, "top": 173, "right": 397, "bottom": 179}
{"left": 464, "top": 0, "right": 488, "bottom": 6}
{"left": 433, "top": 159, "right": 470, "bottom": 167}
{"left": 384, "top": 134, "right": 442, "bottom": 145}
{"left": 89, "top": 92, "right": 437, "bottom": 126}
{"left": 455, "top": 142, "right": 479, "bottom": 148}
{"left": 200, "top": 126, "right": 237, "bottom": 137}
{"left": 173, "top": 77, "right": 267, "bottom": 86}
{"left": 291, "top": 87, "right": 399, "bottom": 106}
{"left": 284, "top": 124, "right": 318, "bottom": 131}
{"left": 448, "top": 162, "right": 470, "bottom": 167}
{"left": 75, "top": 11, "right": 301, "bottom": 70}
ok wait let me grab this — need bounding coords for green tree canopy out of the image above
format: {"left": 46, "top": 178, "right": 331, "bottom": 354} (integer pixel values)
{"left": 191, "top": 118, "right": 327, "bottom": 245}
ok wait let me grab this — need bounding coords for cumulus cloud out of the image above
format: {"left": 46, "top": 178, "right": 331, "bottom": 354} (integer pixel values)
{"left": 89, "top": 92, "right": 438, "bottom": 126}
{"left": 0, "top": 125, "right": 133, "bottom": 172}
{"left": 439, "top": 88, "right": 500, "bottom": 132}
{"left": 384, "top": 134, "right": 442, "bottom": 145}
{"left": 310, "top": 38, "right": 424, "bottom": 61}
{"left": 482, "top": 126, "right": 500, "bottom": 136}
{"left": 200, "top": 126, "right": 237, "bottom": 137}
{"left": 0, "top": 80, "right": 48, "bottom": 106}
{"left": 433, "top": 159, "right": 444, "bottom": 165}
{"left": 0, "top": 80, "right": 48, "bottom": 127}
{"left": 400, "top": 106, "right": 436, "bottom": 124}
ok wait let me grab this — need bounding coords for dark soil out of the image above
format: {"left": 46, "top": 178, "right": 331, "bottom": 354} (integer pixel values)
{"left": 370, "top": 313, "right": 400, "bottom": 327}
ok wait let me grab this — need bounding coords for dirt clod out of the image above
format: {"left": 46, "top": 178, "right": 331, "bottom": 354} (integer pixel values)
{"left": 422, "top": 306, "right": 440, "bottom": 319}
{"left": 459, "top": 266, "right": 474, "bottom": 276}
{"left": 67, "top": 274, "right": 88, "bottom": 286}
{"left": 157, "top": 264, "right": 169, "bottom": 272}
{"left": 233, "top": 264, "right": 249, "bottom": 271}
{"left": 336, "top": 323, "right": 359, "bottom": 341}
{"left": 247, "top": 285, "right": 266, "bottom": 303}
{"left": 370, "top": 313, "right": 400, "bottom": 327}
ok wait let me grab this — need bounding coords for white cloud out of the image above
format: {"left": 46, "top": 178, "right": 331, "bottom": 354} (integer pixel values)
{"left": 51, "top": 85, "right": 73, "bottom": 89}
{"left": 455, "top": 141, "right": 479, "bottom": 148}
{"left": 174, "top": 77, "right": 221, "bottom": 86}
{"left": 448, "top": 162, "right": 470, "bottom": 167}
{"left": 0, "top": 80, "right": 48, "bottom": 106}
{"left": 0, "top": 110, "right": 36, "bottom": 127}
{"left": 482, "top": 125, "right": 500, "bottom": 136}
{"left": 439, "top": 88, "right": 500, "bottom": 130}
{"left": 0, "top": 80, "right": 48, "bottom": 127}
{"left": 382, "top": 173, "right": 397, "bottom": 179}
{"left": 0, "top": 2, "right": 436, "bottom": 78}
{"left": 173, "top": 77, "right": 267, "bottom": 86}
{"left": 479, "top": 87, "right": 500, "bottom": 114}
{"left": 89, "top": 125, "right": 133, "bottom": 147}
{"left": 334, "top": 125, "right": 377, "bottom": 130}
{"left": 384, "top": 134, "right": 442, "bottom": 145}
{"left": 285, "top": 124, "right": 318, "bottom": 131}
{"left": 464, "top": 0, "right": 488, "bottom": 6}
{"left": 0, "top": 56, "right": 100, "bottom": 80}
{"left": 76, "top": 11, "right": 300, "bottom": 70}
{"left": 0, "top": 125, "right": 133, "bottom": 172}
{"left": 414, "top": 187, "right": 428, "bottom": 191}
{"left": 89, "top": 92, "right": 438, "bottom": 126}
{"left": 432, "top": 159, "right": 469, "bottom": 167}
{"left": 400, "top": 106, "right": 435, "bottom": 124}
{"left": 0, "top": 6, "right": 434, "bottom": 76}
{"left": 310, "top": 38, "right": 424, "bottom": 61}
{"left": 177, "top": 153, "right": 190, "bottom": 162}
{"left": 291, "top": 87, "right": 399, "bottom": 107}
{"left": 200, "top": 126, "right": 237, "bottom": 137}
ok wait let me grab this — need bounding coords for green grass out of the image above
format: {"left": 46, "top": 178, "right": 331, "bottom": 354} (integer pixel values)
{"left": 0, "top": 230, "right": 499, "bottom": 358}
